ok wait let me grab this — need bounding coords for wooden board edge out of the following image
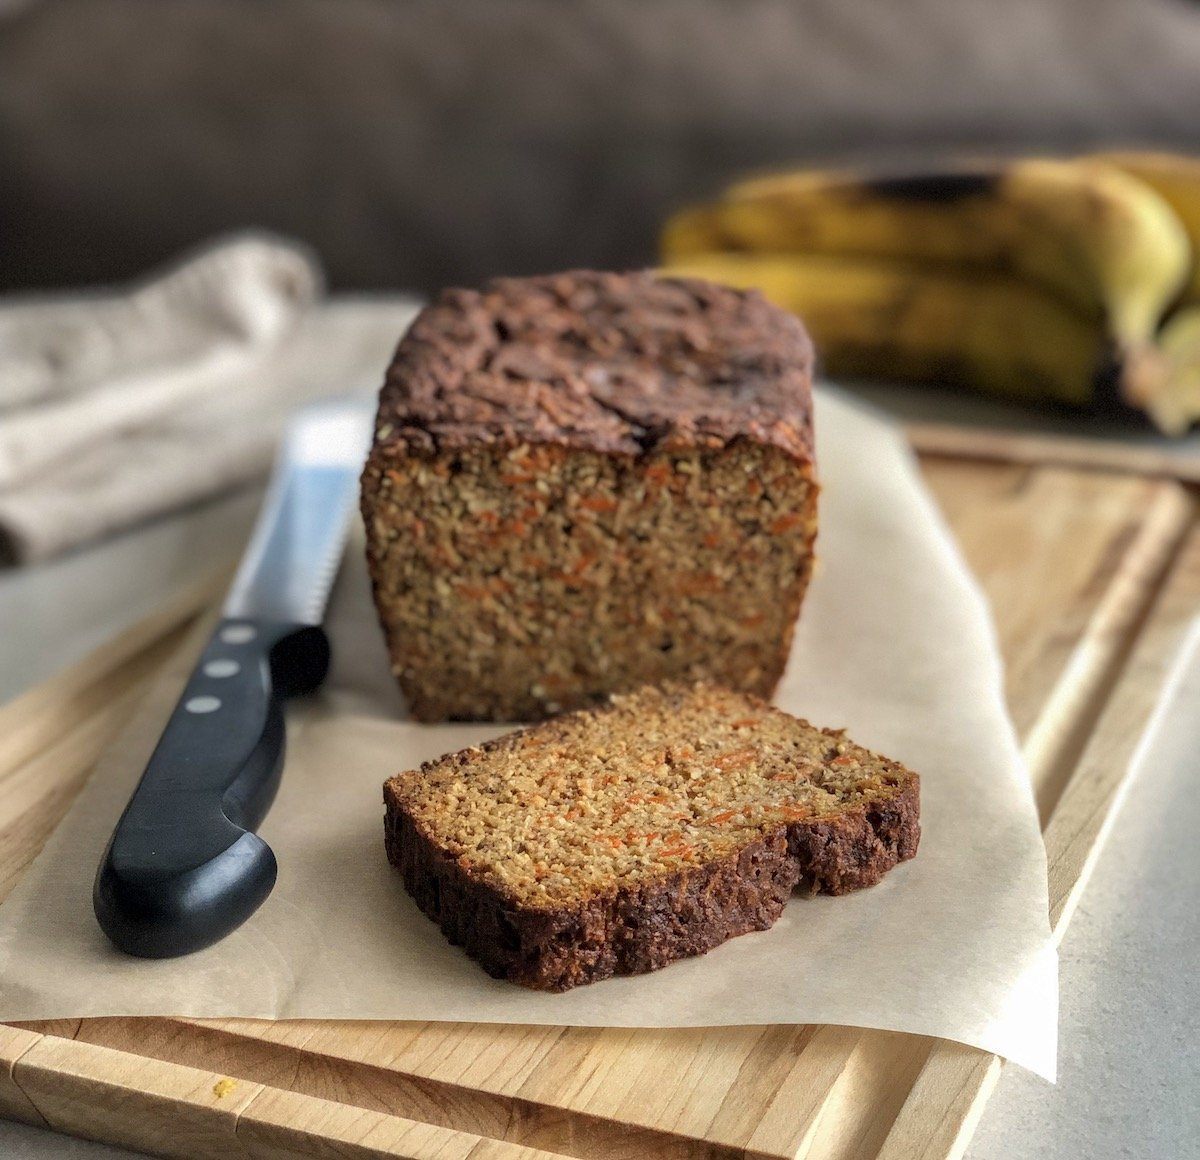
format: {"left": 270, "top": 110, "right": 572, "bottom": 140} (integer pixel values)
{"left": 73, "top": 1016, "right": 784, "bottom": 1160}
{"left": 241, "top": 1084, "right": 607, "bottom": 1160}
{"left": 1021, "top": 481, "right": 1193, "bottom": 818}
{"left": 0, "top": 1024, "right": 49, "bottom": 1127}
{"left": 8, "top": 1033, "right": 578, "bottom": 1160}
{"left": 906, "top": 422, "right": 1200, "bottom": 484}
{"left": 11, "top": 1032, "right": 261, "bottom": 1159}
{"left": 872, "top": 1045, "right": 1001, "bottom": 1160}
{"left": 1045, "top": 522, "right": 1200, "bottom": 935}
{"left": 874, "top": 520, "right": 1200, "bottom": 1160}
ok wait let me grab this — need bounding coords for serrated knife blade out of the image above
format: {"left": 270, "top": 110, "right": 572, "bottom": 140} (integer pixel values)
{"left": 225, "top": 401, "right": 374, "bottom": 624}
{"left": 94, "top": 399, "right": 374, "bottom": 959}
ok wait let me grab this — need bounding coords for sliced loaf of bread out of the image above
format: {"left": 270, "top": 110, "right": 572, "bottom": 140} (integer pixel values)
{"left": 361, "top": 270, "right": 818, "bottom": 722}
{"left": 384, "top": 683, "right": 919, "bottom": 990}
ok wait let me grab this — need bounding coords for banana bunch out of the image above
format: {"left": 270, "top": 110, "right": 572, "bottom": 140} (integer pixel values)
{"left": 660, "top": 154, "right": 1200, "bottom": 433}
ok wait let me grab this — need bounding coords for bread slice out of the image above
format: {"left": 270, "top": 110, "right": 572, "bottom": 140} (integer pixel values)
{"left": 384, "top": 683, "right": 919, "bottom": 990}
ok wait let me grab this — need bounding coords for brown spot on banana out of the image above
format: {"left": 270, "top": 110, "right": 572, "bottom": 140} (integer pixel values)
{"left": 863, "top": 170, "right": 1001, "bottom": 203}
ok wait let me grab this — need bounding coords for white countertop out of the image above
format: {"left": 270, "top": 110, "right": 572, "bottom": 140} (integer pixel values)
{"left": 1, "top": 475, "right": 1196, "bottom": 1160}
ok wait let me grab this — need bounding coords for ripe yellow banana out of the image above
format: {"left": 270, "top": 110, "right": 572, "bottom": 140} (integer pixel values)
{"left": 662, "top": 159, "right": 1190, "bottom": 358}
{"left": 1088, "top": 151, "right": 1200, "bottom": 304}
{"left": 662, "top": 252, "right": 1133, "bottom": 409}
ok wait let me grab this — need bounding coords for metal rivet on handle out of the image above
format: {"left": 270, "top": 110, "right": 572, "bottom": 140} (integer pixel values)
{"left": 220, "top": 625, "right": 256, "bottom": 644}
{"left": 185, "top": 696, "right": 222, "bottom": 714}
{"left": 203, "top": 660, "right": 240, "bottom": 678}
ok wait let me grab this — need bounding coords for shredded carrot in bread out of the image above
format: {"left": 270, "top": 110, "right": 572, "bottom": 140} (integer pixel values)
{"left": 768, "top": 512, "right": 806, "bottom": 534}
{"left": 579, "top": 496, "right": 619, "bottom": 513}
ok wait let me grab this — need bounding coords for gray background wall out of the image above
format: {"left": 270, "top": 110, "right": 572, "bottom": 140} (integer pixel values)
{"left": 2, "top": 0, "right": 1200, "bottom": 293}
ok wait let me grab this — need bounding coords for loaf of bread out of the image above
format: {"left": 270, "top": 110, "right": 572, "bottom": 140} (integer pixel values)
{"left": 384, "top": 683, "right": 920, "bottom": 990}
{"left": 361, "top": 270, "right": 818, "bottom": 722}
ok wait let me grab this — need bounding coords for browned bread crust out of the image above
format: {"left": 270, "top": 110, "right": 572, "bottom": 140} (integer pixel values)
{"left": 370, "top": 270, "right": 815, "bottom": 462}
{"left": 384, "top": 684, "right": 919, "bottom": 991}
{"left": 361, "top": 269, "right": 818, "bottom": 722}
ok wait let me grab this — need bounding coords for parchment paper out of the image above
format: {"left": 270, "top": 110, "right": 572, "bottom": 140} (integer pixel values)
{"left": 0, "top": 387, "right": 1058, "bottom": 1079}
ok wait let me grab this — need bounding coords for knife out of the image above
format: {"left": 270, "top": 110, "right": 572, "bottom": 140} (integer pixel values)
{"left": 94, "top": 400, "right": 373, "bottom": 958}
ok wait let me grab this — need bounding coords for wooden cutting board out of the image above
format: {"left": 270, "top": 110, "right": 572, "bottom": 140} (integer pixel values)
{"left": 1, "top": 450, "right": 1197, "bottom": 1160}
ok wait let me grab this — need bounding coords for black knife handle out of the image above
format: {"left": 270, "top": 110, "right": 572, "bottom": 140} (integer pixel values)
{"left": 93, "top": 617, "right": 330, "bottom": 958}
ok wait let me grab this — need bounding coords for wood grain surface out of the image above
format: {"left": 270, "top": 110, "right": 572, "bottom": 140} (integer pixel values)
{"left": 1, "top": 456, "right": 1195, "bottom": 1160}
{"left": 907, "top": 421, "right": 1200, "bottom": 484}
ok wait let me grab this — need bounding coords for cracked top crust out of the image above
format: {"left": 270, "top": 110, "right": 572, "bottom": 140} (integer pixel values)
{"left": 371, "top": 269, "right": 816, "bottom": 462}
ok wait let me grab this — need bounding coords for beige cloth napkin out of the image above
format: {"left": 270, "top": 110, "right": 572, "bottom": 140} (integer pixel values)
{"left": 0, "top": 235, "right": 420, "bottom": 564}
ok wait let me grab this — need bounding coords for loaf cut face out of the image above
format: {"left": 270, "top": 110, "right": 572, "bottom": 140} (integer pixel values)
{"left": 361, "top": 269, "right": 818, "bottom": 722}
{"left": 384, "top": 683, "right": 919, "bottom": 991}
